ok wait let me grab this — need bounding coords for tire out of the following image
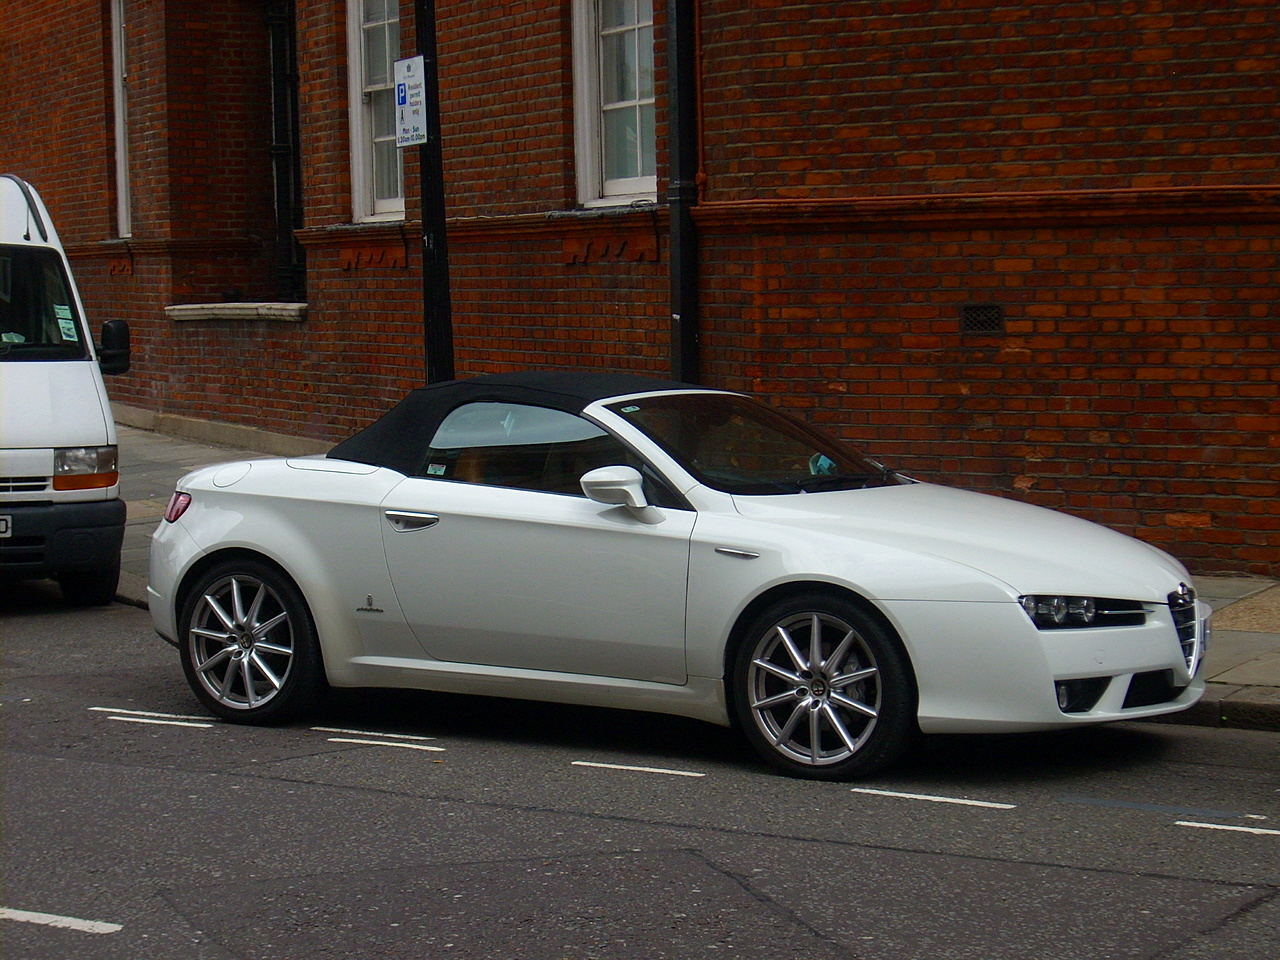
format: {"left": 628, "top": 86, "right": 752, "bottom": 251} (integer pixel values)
{"left": 178, "top": 559, "right": 326, "bottom": 724}
{"left": 59, "top": 560, "right": 120, "bottom": 606}
{"left": 731, "top": 594, "right": 917, "bottom": 780}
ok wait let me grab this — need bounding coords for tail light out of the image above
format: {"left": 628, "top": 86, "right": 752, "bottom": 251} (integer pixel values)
{"left": 163, "top": 492, "right": 192, "bottom": 523}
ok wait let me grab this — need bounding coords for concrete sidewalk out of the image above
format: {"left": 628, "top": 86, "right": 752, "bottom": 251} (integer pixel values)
{"left": 114, "top": 423, "right": 1280, "bottom": 733}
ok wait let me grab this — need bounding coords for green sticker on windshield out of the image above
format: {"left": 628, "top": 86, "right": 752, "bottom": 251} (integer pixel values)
{"left": 620, "top": 405, "right": 640, "bottom": 413}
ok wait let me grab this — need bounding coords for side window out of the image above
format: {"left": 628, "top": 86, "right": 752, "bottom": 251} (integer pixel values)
{"left": 421, "top": 402, "right": 679, "bottom": 505}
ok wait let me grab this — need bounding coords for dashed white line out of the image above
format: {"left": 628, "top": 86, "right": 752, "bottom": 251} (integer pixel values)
{"left": 326, "top": 737, "right": 446, "bottom": 752}
{"left": 1176, "top": 821, "right": 1280, "bottom": 837}
{"left": 0, "top": 908, "right": 122, "bottom": 935}
{"left": 312, "top": 727, "right": 438, "bottom": 741}
{"left": 89, "top": 707, "right": 209, "bottom": 721}
{"left": 107, "top": 716, "right": 214, "bottom": 729}
{"left": 852, "top": 787, "right": 1017, "bottom": 809}
{"left": 90, "top": 706, "right": 214, "bottom": 728}
{"left": 572, "top": 761, "right": 705, "bottom": 778}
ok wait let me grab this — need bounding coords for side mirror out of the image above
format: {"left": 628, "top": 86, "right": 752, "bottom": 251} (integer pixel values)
{"left": 581, "top": 465, "right": 649, "bottom": 510}
{"left": 98, "top": 320, "right": 131, "bottom": 376}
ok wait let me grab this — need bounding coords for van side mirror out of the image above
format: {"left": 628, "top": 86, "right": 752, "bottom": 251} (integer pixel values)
{"left": 98, "top": 320, "right": 130, "bottom": 375}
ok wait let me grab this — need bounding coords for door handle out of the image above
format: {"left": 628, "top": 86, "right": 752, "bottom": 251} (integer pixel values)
{"left": 385, "top": 510, "right": 440, "bottom": 532}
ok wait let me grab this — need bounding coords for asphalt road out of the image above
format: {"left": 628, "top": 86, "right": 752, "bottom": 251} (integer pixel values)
{"left": 2, "top": 583, "right": 1278, "bottom": 960}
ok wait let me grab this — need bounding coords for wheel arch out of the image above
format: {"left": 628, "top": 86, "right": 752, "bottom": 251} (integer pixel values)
{"left": 721, "top": 580, "right": 919, "bottom": 718}
{"left": 175, "top": 547, "right": 320, "bottom": 652}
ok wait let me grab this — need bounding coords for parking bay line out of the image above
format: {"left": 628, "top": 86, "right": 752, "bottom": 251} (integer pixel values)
{"left": 312, "top": 726, "right": 438, "bottom": 742}
{"left": 0, "top": 907, "right": 122, "bottom": 935}
{"left": 572, "top": 761, "right": 705, "bottom": 778}
{"left": 1176, "top": 821, "right": 1280, "bottom": 837}
{"left": 90, "top": 706, "right": 210, "bottom": 721}
{"left": 851, "top": 787, "right": 1017, "bottom": 809}
{"left": 326, "top": 737, "right": 446, "bottom": 752}
{"left": 89, "top": 706, "right": 214, "bottom": 729}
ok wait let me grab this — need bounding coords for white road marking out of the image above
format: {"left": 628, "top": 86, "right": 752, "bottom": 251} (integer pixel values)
{"left": 107, "top": 716, "right": 213, "bottom": 729}
{"left": 326, "top": 737, "right": 445, "bottom": 752}
{"left": 312, "top": 727, "right": 437, "bottom": 741}
{"left": 0, "top": 908, "right": 122, "bottom": 934}
{"left": 852, "top": 787, "right": 1017, "bottom": 809}
{"left": 89, "top": 707, "right": 209, "bottom": 721}
{"left": 1176, "top": 821, "right": 1280, "bottom": 837}
{"left": 572, "top": 761, "right": 705, "bottom": 778}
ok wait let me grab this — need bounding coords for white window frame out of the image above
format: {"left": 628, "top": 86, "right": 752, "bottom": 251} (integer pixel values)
{"left": 347, "top": 0, "right": 404, "bottom": 222}
{"left": 572, "top": 0, "right": 657, "bottom": 208}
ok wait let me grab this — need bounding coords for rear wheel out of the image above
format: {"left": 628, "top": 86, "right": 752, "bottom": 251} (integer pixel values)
{"left": 179, "top": 559, "right": 325, "bottom": 723}
{"left": 732, "top": 594, "right": 916, "bottom": 780}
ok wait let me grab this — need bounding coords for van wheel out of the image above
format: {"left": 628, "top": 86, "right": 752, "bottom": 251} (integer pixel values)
{"left": 59, "top": 561, "right": 120, "bottom": 606}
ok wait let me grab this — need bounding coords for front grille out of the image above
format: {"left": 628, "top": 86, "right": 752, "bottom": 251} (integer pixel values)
{"left": 0, "top": 535, "right": 46, "bottom": 564}
{"left": 1168, "top": 583, "right": 1199, "bottom": 671}
{"left": 0, "top": 476, "right": 49, "bottom": 493}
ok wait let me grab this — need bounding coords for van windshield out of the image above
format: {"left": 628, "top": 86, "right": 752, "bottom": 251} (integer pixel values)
{"left": 0, "top": 245, "right": 90, "bottom": 361}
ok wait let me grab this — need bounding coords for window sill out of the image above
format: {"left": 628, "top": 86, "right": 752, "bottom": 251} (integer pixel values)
{"left": 165, "top": 303, "right": 308, "bottom": 323}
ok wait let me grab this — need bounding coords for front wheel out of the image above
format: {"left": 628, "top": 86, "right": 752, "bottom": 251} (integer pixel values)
{"left": 178, "top": 559, "right": 326, "bottom": 724}
{"left": 732, "top": 595, "right": 917, "bottom": 780}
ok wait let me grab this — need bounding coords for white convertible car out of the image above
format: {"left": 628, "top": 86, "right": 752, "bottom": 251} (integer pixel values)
{"left": 150, "top": 372, "right": 1208, "bottom": 779}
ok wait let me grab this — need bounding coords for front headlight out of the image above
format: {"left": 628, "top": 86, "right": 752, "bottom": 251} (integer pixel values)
{"left": 1019, "top": 595, "right": 1146, "bottom": 630}
{"left": 53, "top": 445, "right": 119, "bottom": 490}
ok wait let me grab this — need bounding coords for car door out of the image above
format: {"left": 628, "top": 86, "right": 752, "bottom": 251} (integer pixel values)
{"left": 379, "top": 401, "right": 694, "bottom": 685}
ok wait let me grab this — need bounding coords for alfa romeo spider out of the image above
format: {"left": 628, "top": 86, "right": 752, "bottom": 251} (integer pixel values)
{"left": 150, "top": 371, "right": 1208, "bottom": 779}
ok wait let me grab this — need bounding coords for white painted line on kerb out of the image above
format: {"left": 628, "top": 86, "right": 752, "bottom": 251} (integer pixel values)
{"left": 572, "top": 761, "right": 705, "bottom": 778}
{"left": 1176, "top": 820, "right": 1280, "bottom": 837}
{"left": 0, "top": 908, "right": 122, "bottom": 935}
{"left": 326, "top": 737, "right": 445, "bottom": 752}
{"left": 312, "top": 727, "right": 438, "bottom": 742}
{"left": 89, "top": 707, "right": 209, "bottom": 721}
{"left": 852, "top": 787, "right": 1017, "bottom": 810}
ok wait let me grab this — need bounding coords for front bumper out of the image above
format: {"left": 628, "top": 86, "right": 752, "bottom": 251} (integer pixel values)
{"left": 0, "top": 498, "right": 126, "bottom": 578}
{"left": 882, "top": 596, "right": 1209, "bottom": 734}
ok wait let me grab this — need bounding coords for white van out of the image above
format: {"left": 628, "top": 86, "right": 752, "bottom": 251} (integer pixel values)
{"left": 0, "top": 174, "right": 131, "bottom": 604}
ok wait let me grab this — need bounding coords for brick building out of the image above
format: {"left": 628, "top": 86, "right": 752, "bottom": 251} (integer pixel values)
{"left": 3, "top": 1, "right": 1277, "bottom": 576}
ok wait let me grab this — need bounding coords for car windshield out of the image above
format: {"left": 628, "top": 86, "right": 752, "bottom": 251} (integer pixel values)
{"left": 0, "top": 245, "right": 90, "bottom": 361}
{"left": 606, "top": 392, "right": 899, "bottom": 495}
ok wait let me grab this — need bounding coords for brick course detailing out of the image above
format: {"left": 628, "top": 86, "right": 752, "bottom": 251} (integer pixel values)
{"left": 3, "top": 0, "right": 1277, "bottom": 577}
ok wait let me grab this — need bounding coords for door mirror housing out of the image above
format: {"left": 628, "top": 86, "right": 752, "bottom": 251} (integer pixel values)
{"left": 580, "top": 465, "right": 649, "bottom": 510}
{"left": 98, "top": 320, "right": 131, "bottom": 376}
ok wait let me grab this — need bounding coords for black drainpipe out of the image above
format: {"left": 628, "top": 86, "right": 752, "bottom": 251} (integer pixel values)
{"left": 666, "top": 0, "right": 700, "bottom": 383}
{"left": 267, "top": 0, "right": 305, "bottom": 302}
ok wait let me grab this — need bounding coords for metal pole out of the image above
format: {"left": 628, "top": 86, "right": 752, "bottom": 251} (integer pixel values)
{"left": 667, "top": 0, "right": 700, "bottom": 383}
{"left": 416, "top": 0, "right": 454, "bottom": 383}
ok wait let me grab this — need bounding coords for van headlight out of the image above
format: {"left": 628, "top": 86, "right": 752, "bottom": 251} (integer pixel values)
{"left": 53, "top": 445, "right": 119, "bottom": 490}
{"left": 1020, "top": 595, "right": 1146, "bottom": 630}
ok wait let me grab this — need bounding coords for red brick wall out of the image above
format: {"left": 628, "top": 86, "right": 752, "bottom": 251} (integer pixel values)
{"left": 699, "top": 0, "right": 1280, "bottom": 198}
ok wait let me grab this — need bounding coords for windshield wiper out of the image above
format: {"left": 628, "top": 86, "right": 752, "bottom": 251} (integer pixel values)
{"left": 794, "top": 473, "right": 880, "bottom": 492}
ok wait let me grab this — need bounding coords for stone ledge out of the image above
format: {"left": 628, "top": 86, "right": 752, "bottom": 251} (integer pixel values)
{"left": 164, "top": 302, "right": 308, "bottom": 322}
{"left": 112, "top": 403, "right": 331, "bottom": 458}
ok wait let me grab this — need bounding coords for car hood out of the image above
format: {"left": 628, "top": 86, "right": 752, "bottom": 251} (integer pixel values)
{"left": 731, "top": 482, "right": 1189, "bottom": 602}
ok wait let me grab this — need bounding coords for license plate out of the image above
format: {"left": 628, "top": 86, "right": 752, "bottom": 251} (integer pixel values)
{"left": 0, "top": 515, "right": 10, "bottom": 538}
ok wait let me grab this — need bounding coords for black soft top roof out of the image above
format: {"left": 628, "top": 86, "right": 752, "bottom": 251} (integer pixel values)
{"left": 327, "top": 370, "right": 696, "bottom": 474}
